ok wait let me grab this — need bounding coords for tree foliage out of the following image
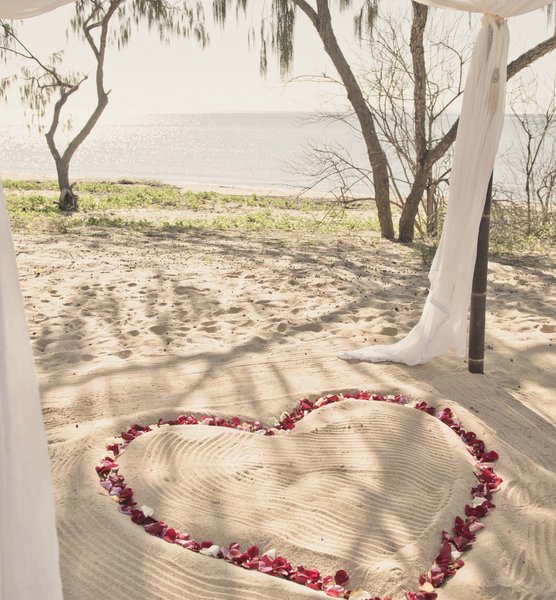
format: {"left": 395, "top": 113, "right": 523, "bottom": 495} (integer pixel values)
{"left": 71, "top": 0, "right": 208, "bottom": 49}
{"left": 213, "top": 0, "right": 378, "bottom": 76}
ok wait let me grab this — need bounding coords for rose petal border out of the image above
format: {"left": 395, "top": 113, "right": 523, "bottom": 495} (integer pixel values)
{"left": 96, "top": 391, "right": 502, "bottom": 600}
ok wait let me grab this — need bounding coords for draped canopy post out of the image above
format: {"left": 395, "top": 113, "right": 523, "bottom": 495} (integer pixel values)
{"left": 468, "top": 171, "right": 494, "bottom": 373}
{"left": 339, "top": 0, "right": 555, "bottom": 367}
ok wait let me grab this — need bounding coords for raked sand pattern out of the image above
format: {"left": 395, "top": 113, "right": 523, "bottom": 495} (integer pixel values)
{"left": 117, "top": 400, "right": 476, "bottom": 598}
{"left": 13, "top": 224, "right": 556, "bottom": 600}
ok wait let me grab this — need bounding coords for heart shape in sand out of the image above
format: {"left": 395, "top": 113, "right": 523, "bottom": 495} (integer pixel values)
{"left": 96, "top": 392, "right": 501, "bottom": 600}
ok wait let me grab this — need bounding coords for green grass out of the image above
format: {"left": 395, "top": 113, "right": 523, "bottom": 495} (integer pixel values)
{"left": 163, "top": 211, "right": 379, "bottom": 233}
{"left": 5, "top": 179, "right": 380, "bottom": 235}
{"left": 8, "top": 179, "right": 551, "bottom": 257}
{"left": 3, "top": 179, "right": 60, "bottom": 191}
{"left": 85, "top": 216, "right": 153, "bottom": 229}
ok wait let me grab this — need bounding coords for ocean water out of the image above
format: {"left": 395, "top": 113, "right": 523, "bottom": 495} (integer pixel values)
{"left": 0, "top": 112, "right": 368, "bottom": 194}
{"left": 0, "top": 111, "right": 552, "bottom": 196}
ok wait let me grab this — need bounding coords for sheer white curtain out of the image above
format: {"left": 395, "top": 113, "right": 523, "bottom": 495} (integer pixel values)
{"left": 0, "top": 186, "right": 65, "bottom": 599}
{"left": 1, "top": 5, "right": 72, "bottom": 600}
{"left": 339, "top": 0, "right": 554, "bottom": 365}
{"left": 0, "top": 0, "right": 74, "bottom": 19}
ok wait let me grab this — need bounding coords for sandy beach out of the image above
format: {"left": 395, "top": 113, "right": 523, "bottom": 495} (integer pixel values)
{"left": 13, "top": 211, "right": 556, "bottom": 600}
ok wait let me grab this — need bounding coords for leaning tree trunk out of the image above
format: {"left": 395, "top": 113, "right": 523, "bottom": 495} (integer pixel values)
{"left": 316, "top": 0, "right": 394, "bottom": 240}
{"left": 295, "top": 0, "right": 395, "bottom": 240}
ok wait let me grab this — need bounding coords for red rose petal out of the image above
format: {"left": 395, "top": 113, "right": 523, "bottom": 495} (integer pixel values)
{"left": 334, "top": 569, "right": 349, "bottom": 586}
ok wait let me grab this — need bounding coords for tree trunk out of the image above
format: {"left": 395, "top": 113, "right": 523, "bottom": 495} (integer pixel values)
{"left": 398, "top": 166, "right": 429, "bottom": 242}
{"left": 397, "top": 2, "right": 428, "bottom": 243}
{"left": 56, "top": 157, "right": 78, "bottom": 212}
{"left": 296, "top": 0, "right": 395, "bottom": 240}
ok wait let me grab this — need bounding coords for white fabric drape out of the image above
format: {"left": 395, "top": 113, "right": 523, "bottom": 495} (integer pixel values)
{"left": 1, "top": 5, "right": 70, "bottom": 600}
{"left": 339, "top": 0, "right": 554, "bottom": 365}
{"left": 0, "top": 186, "right": 64, "bottom": 598}
{"left": 415, "top": 0, "right": 553, "bottom": 16}
{"left": 0, "top": 0, "right": 74, "bottom": 19}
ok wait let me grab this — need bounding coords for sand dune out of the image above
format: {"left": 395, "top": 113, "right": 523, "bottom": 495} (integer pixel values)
{"left": 14, "top": 225, "right": 556, "bottom": 600}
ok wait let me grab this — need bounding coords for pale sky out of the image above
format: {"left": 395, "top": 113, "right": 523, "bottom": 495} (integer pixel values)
{"left": 1, "top": 1, "right": 555, "bottom": 122}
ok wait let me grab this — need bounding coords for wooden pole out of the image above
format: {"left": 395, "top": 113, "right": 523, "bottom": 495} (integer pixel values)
{"left": 468, "top": 173, "right": 493, "bottom": 374}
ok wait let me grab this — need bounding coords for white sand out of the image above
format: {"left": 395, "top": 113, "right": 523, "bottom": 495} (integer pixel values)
{"left": 14, "top": 224, "right": 556, "bottom": 600}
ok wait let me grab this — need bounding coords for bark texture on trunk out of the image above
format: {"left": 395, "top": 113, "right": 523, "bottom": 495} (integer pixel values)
{"left": 399, "top": 165, "right": 429, "bottom": 242}
{"left": 398, "top": 2, "right": 428, "bottom": 243}
{"left": 56, "top": 159, "right": 78, "bottom": 211}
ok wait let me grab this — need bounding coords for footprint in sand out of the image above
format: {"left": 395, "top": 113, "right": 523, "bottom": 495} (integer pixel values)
{"left": 379, "top": 326, "right": 398, "bottom": 336}
{"left": 203, "top": 326, "right": 219, "bottom": 333}
{"left": 298, "top": 322, "right": 323, "bottom": 333}
{"left": 53, "top": 352, "right": 80, "bottom": 365}
{"left": 175, "top": 285, "right": 198, "bottom": 296}
{"left": 540, "top": 324, "right": 555, "bottom": 333}
{"left": 128, "top": 330, "right": 140, "bottom": 337}
{"left": 149, "top": 325, "right": 166, "bottom": 336}
{"left": 116, "top": 350, "right": 133, "bottom": 359}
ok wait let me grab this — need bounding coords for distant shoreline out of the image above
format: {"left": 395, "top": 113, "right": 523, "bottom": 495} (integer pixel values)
{"left": 1, "top": 175, "right": 373, "bottom": 201}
